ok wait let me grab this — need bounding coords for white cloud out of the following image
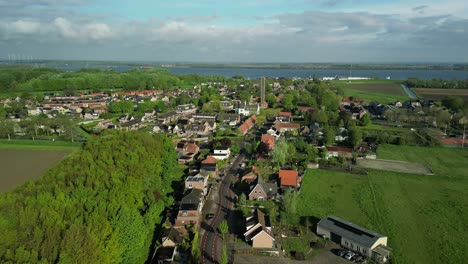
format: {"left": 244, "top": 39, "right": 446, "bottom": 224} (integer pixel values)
{"left": 11, "top": 20, "right": 41, "bottom": 34}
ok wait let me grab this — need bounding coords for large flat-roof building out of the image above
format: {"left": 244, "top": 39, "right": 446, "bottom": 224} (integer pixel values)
{"left": 317, "top": 216, "right": 391, "bottom": 263}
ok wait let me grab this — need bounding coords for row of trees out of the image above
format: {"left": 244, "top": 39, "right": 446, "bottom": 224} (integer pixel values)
{"left": 405, "top": 78, "right": 468, "bottom": 89}
{"left": 0, "top": 66, "right": 239, "bottom": 93}
{"left": 0, "top": 131, "right": 182, "bottom": 263}
{"left": 0, "top": 113, "right": 77, "bottom": 141}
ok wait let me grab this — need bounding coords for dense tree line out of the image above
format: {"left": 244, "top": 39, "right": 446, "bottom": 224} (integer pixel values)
{"left": 404, "top": 78, "right": 468, "bottom": 89}
{"left": 0, "top": 66, "right": 232, "bottom": 93}
{"left": 0, "top": 131, "right": 182, "bottom": 263}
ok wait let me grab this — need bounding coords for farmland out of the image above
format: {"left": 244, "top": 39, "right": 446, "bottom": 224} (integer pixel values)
{"left": 297, "top": 145, "right": 468, "bottom": 264}
{"left": 0, "top": 149, "right": 72, "bottom": 192}
{"left": 413, "top": 88, "right": 468, "bottom": 102}
{"left": 344, "top": 83, "right": 408, "bottom": 103}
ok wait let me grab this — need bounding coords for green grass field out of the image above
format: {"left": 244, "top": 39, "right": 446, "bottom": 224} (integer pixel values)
{"left": 0, "top": 139, "right": 82, "bottom": 150}
{"left": 344, "top": 88, "right": 408, "bottom": 104}
{"left": 297, "top": 145, "right": 468, "bottom": 264}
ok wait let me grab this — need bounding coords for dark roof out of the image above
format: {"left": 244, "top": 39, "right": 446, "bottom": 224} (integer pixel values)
{"left": 259, "top": 182, "right": 278, "bottom": 196}
{"left": 154, "top": 247, "right": 176, "bottom": 261}
{"left": 180, "top": 189, "right": 203, "bottom": 206}
{"left": 317, "top": 216, "right": 386, "bottom": 248}
{"left": 162, "top": 228, "right": 184, "bottom": 244}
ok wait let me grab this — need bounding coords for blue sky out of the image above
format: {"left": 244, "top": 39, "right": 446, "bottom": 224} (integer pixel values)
{"left": 0, "top": 0, "right": 467, "bottom": 62}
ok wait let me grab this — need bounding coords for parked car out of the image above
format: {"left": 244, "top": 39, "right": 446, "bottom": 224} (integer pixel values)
{"left": 352, "top": 255, "right": 364, "bottom": 262}
{"left": 205, "top": 213, "right": 214, "bottom": 220}
{"left": 335, "top": 249, "right": 347, "bottom": 257}
{"left": 344, "top": 251, "right": 356, "bottom": 260}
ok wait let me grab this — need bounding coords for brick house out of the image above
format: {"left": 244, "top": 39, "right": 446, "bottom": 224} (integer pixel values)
{"left": 244, "top": 209, "right": 275, "bottom": 248}
{"left": 201, "top": 155, "right": 218, "bottom": 177}
{"left": 248, "top": 182, "right": 278, "bottom": 201}
{"left": 175, "top": 189, "right": 204, "bottom": 227}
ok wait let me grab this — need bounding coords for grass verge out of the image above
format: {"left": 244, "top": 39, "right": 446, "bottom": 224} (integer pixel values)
{"left": 0, "top": 139, "right": 82, "bottom": 150}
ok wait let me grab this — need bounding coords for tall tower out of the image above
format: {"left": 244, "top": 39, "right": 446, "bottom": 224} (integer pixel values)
{"left": 260, "top": 77, "right": 266, "bottom": 108}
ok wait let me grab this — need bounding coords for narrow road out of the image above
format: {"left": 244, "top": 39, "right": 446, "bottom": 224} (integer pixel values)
{"left": 201, "top": 153, "right": 243, "bottom": 264}
{"left": 400, "top": 84, "right": 418, "bottom": 99}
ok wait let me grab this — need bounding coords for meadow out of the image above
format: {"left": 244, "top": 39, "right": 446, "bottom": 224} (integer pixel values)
{"left": 343, "top": 83, "right": 408, "bottom": 103}
{"left": 297, "top": 145, "right": 468, "bottom": 264}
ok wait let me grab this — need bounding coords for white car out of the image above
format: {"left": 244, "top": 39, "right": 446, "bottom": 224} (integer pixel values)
{"left": 344, "top": 251, "right": 356, "bottom": 260}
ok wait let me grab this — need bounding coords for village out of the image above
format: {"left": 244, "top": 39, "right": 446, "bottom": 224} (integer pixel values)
{"left": 1, "top": 74, "right": 467, "bottom": 264}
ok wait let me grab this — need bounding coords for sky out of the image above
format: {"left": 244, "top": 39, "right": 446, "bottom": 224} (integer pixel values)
{"left": 0, "top": 0, "right": 467, "bottom": 63}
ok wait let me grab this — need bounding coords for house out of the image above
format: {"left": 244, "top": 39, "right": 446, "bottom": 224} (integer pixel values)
{"left": 95, "top": 119, "right": 116, "bottom": 130}
{"left": 276, "top": 111, "right": 292, "bottom": 122}
{"left": 326, "top": 147, "right": 353, "bottom": 159}
{"left": 175, "top": 189, "right": 204, "bottom": 227}
{"left": 144, "top": 109, "right": 156, "bottom": 119}
{"left": 120, "top": 118, "right": 143, "bottom": 131}
{"left": 185, "top": 172, "right": 209, "bottom": 195}
{"left": 279, "top": 169, "right": 300, "bottom": 189}
{"left": 161, "top": 228, "right": 185, "bottom": 247}
{"left": 176, "top": 104, "right": 197, "bottom": 115}
{"left": 248, "top": 181, "right": 278, "bottom": 201}
{"left": 317, "top": 216, "right": 392, "bottom": 263}
{"left": 176, "top": 141, "right": 200, "bottom": 164}
{"left": 244, "top": 209, "right": 275, "bottom": 249}
{"left": 191, "top": 113, "right": 217, "bottom": 122}
{"left": 297, "top": 106, "right": 315, "bottom": 115}
{"left": 213, "top": 147, "right": 231, "bottom": 160}
{"left": 153, "top": 246, "right": 178, "bottom": 264}
{"left": 217, "top": 113, "right": 241, "bottom": 126}
{"left": 260, "top": 134, "right": 275, "bottom": 152}
{"left": 239, "top": 115, "right": 256, "bottom": 135}
{"left": 201, "top": 155, "right": 218, "bottom": 177}
{"left": 219, "top": 101, "right": 234, "bottom": 111}
{"left": 342, "top": 96, "right": 363, "bottom": 107}
{"left": 234, "top": 101, "right": 260, "bottom": 116}
{"left": 157, "top": 112, "right": 178, "bottom": 124}
{"left": 266, "top": 127, "right": 281, "bottom": 139}
{"left": 273, "top": 120, "right": 300, "bottom": 133}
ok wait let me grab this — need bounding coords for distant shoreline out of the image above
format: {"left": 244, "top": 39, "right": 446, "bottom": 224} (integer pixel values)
{"left": 1, "top": 61, "right": 467, "bottom": 71}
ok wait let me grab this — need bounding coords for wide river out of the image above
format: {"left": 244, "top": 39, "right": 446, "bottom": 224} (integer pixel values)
{"left": 45, "top": 62, "right": 468, "bottom": 80}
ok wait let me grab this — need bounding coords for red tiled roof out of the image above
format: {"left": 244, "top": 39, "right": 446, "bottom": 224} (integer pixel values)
{"left": 202, "top": 155, "right": 217, "bottom": 164}
{"left": 185, "top": 143, "right": 199, "bottom": 153}
{"left": 274, "top": 121, "right": 300, "bottom": 129}
{"left": 279, "top": 169, "right": 298, "bottom": 187}
{"left": 239, "top": 116, "right": 256, "bottom": 134}
{"left": 297, "top": 106, "right": 315, "bottom": 112}
{"left": 326, "top": 146, "right": 353, "bottom": 153}
{"left": 279, "top": 111, "right": 292, "bottom": 117}
{"left": 440, "top": 138, "right": 466, "bottom": 145}
{"left": 261, "top": 134, "right": 275, "bottom": 150}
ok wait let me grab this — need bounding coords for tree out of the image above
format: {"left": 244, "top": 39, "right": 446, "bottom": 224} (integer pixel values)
{"left": 191, "top": 231, "right": 201, "bottom": 262}
{"left": 435, "top": 109, "right": 451, "bottom": 128}
{"left": 281, "top": 94, "right": 295, "bottom": 110}
{"left": 283, "top": 189, "right": 298, "bottom": 215}
{"left": 265, "top": 93, "right": 277, "bottom": 107}
{"left": 0, "top": 119, "right": 15, "bottom": 140}
{"left": 271, "top": 140, "right": 288, "bottom": 167}
{"left": 348, "top": 126, "right": 362, "bottom": 149}
{"left": 220, "top": 245, "right": 228, "bottom": 264}
{"left": 441, "top": 95, "right": 464, "bottom": 112}
{"left": 359, "top": 113, "right": 371, "bottom": 126}
{"left": 218, "top": 220, "right": 229, "bottom": 240}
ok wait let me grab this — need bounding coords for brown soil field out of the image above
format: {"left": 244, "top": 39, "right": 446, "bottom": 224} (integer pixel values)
{"left": 346, "top": 83, "right": 406, "bottom": 96}
{"left": 414, "top": 88, "right": 468, "bottom": 101}
{"left": 0, "top": 150, "right": 71, "bottom": 192}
